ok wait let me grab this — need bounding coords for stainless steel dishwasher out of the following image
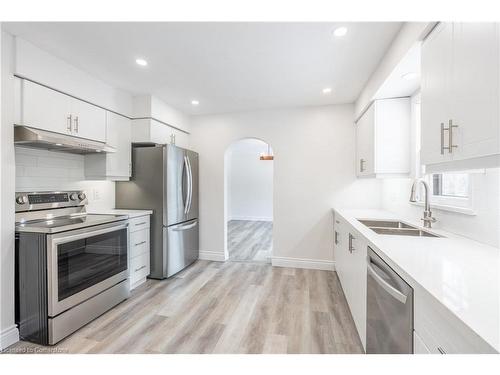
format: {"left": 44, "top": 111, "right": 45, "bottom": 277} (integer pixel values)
{"left": 366, "top": 247, "right": 413, "bottom": 354}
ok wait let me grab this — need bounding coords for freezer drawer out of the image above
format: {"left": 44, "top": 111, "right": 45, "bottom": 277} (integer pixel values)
{"left": 164, "top": 219, "right": 199, "bottom": 277}
{"left": 366, "top": 247, "right": 413, "bottom": 354}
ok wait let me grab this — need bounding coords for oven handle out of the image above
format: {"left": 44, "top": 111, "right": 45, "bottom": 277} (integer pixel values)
{"left": 367, "top": 261, "right": 408, "bottom": 304}
{"left": 49, "top": 222, "right": 129, "bottom": 244}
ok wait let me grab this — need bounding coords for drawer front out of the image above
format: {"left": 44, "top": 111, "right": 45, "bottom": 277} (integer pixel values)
{"left": 415, "top": 288, "right": 496, "bottom": 354}
{"left": 130, "top": 252, "right": 150, "bottom": 284}
{"left": 130, "top": 229, "right": 150, "bottom": 258}
{"left": 129, "top": 216, "right": 150, "bottom": 233}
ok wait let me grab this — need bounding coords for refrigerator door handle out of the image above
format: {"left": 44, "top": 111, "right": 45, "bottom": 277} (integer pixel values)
{"left": 183, "top": 155, "right": 191, "bottom": 215}
{"left": 186, "top": 155, "right": 193, "bottom": 214}
{"left": 171, "top": 220, "right": 198, "bottom": 231}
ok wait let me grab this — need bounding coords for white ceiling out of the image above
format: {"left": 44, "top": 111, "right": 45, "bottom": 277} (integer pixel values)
{"left": 3, "top": 22, "right": 402, "bottom": 115}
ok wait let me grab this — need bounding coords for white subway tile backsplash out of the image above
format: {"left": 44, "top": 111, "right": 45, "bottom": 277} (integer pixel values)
{"left": 24, "top": 166, "right": 69, "bottom": 178}
{"left": 15, "top": 146, "right": 115, "bottom": 210}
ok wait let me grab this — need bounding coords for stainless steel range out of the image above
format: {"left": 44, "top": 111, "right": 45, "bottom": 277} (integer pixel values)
{"left": 15, "top": 190, "right": 130, "bottom": 345}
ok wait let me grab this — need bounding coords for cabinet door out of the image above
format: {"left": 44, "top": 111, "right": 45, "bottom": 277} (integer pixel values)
{"left": 421, "top": 22, "right": 453, "bottom": 165}
{"left": 356, "top": 104, "right": 375, "bottom": 176}
{"left": 334, "top": 218, "right": 349, "bottom": 293}
{"left": 348, "top": 233, "right": 368, "bottom": 349}
{"left": 451, "top": 23, "right": 499, "bottom": 160}
{"left": 169, "top": 127, "right": 190, "bottom": 149}
{"left": 414, "top": 330, "right": 431, "bottom": 354}
{"left": 106, "top": 112, "right": 132, "bottom": 178}
{"left": 71, "top": 98, "right": 106, "bottom": 142}
{"left": 21, "top": 79, "right": 72, "bottom": 134}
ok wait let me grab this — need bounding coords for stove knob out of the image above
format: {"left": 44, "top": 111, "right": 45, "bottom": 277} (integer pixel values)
{"left": 69, "top": 193, "right": 78, "bottom": 201}
{"left": 78, "top": 193, "right": 86, "bottom": 201}
{"left": 16, "top": 195, "right": 27, "bottom": 204}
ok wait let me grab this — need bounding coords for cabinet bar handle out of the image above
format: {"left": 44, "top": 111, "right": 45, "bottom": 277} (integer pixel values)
{"left": 359, "top": 158, "right": 365, "bottom": 172}
{"left": 448, "top": 119, "right": 458, "bottom": 153}
{"left": 135, "top": 222, "right": 147, "bottom": 226}
{"left": 348, "top": 233, "right": 355, "bottom": 253}
{"left": 67, "top": 115, "right": 72, "bottom": 132}
{"left": 440, "top": 122, "right": 446, "bottom": 154}
{"left": 134, "top": 241, "right": 147, "bottom": 247}
{"left": 134, "top": 265, "right": 147, "bottom": 272}
{"left": 74, "top": 116, "right": 79, "bottom": 133}
{"left": 334, "top": 231, "right": 339, "bottom": 245}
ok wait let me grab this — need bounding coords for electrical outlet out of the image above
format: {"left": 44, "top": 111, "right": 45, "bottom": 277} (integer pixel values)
{"left": 92, "top": 188, "right": 101, "bottom": 201}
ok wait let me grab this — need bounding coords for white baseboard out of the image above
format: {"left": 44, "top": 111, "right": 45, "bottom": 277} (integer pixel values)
{"left": 0, "top": 325, "right": 19, "bottom": 351}
{"left": 228, "top": 216, "right": 273, "bottom": 222}
{"left": 199, "top": 251, "right": 227, "bottom": 262}
{"left": 271, "top": 256, "right": 335, "bottom": 271}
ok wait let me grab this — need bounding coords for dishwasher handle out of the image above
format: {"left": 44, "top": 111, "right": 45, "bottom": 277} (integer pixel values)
{"left": 367, "top": 261, "right": 408, "bottom": 304}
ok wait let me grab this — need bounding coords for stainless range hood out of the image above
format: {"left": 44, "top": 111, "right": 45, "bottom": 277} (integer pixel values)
{"left": 14, "top": 126, "right": 116, "bottom": 154}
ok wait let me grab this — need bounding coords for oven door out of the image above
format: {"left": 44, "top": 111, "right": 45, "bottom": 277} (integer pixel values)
{"left": 47, "top": 221, "right": 129, "bottom": 317}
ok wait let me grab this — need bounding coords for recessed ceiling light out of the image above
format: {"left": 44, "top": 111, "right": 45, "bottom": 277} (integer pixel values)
{"left": 333, "top": 27, "right": 348, "bottom": 37}
{"left": 55, "top": 143, "right": 63, "bottom": 146}
{"left": 322, "top": 87, "right": 332, "bottom": 94}
{"left": 135, "top": 58, "right": 148, "bottom": 67}
{"left": 401, "top": 72, "right": 418, "bottom": 80}
{"left": 191, "top": 100, "right": 199, "bottom": 106}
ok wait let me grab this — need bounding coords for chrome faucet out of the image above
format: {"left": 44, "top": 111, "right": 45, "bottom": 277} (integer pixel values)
{"left": 409, "top": 179, "right": 437, "bottom": 228}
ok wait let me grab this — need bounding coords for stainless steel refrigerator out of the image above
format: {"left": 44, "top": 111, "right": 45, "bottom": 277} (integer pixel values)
{"left": 116, "top": 144, "right": 199, "bottom": 279}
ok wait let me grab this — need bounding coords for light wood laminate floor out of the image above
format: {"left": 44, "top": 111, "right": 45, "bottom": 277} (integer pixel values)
{"left": 7, "top": 261, "right": 363, "bottom": 354}
{"left": 228, "top": 220, "right": 273, "bottom": 262}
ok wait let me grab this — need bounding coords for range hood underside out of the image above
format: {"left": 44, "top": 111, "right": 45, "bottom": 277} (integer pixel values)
{"left": 14, "top": 126, "right": 116, "bottom": 154}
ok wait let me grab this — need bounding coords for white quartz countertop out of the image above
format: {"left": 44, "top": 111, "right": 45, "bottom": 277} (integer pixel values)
{"left": 88, "top": 209, "right": 153, "bottom": 219}
{"left": 333, "top": 208, "right": 500, "bottom": 352}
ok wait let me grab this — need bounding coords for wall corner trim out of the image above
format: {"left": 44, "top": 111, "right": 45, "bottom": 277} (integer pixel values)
{"left": 199, "top": 251, "right": 227, "bottom": 262}
{"left": 0, "top": 325, "right": 20, "bottom": 351}
{"left": 271, "top": 257, "right": 335, "bottom": 271}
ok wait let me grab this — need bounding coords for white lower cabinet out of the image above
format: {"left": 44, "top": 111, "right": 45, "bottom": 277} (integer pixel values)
{"left": 128, "top": 215, "right": 151, "bottom": 290}
{"left": 413, "top": 330, "right": 431, "bottom": 354}
{"left": 333, "top": 210, "right": 496, "bottom": 354}
{"left": 334, "top": 214, "right": 367, "bottom": 350}
{"left": 414, "top": 287, "right": 496, "bottom": 354}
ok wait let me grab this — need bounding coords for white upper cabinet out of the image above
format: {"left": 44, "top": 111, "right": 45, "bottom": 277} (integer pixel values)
{"left": 421, "top": 23, "right": 500, "bottom": 169}
{"left": 131, "top": 118, "right": 190, "bottom": 149}
{"left": 19, "top": 79, "right": 73, "bottom": 135}
{"left": 356, "top": 98, "right": 411, "bottom": 178}
{"left": 17, "top": 79, "right": 106, "bottom": 142}
{"left": 421, "top": 22, "right": 453, "bottom": 165}
{"left": 85, "top": 111, "right": 132, "bottom": 180}
{"left": 70, "top": 96, "right": 106, "bottom": 142}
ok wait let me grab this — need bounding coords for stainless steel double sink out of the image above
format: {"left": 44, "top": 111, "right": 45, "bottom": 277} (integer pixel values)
{"left": 357, "top": 219, "right": 442, "bottom": 238}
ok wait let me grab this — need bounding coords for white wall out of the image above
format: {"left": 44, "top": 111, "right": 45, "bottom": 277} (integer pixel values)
{"left": 15, "top": 147, "right": 115, "bottom": 211}
{"left": 0, "top": 29, "right": 19, "bottom": 350}
{"left": 190, "top": 105, "right": 382, "bottom": 265}
{"left": 227, "top": 139, "right": 273, "bottom": 221}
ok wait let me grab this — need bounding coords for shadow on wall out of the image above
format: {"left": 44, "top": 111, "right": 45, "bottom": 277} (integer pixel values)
{"left": 224, "top": 137, "right": 274, "bottom": 259}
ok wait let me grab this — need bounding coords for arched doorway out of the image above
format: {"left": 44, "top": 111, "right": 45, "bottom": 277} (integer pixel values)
{"left": 224, "top": 138, "right": 274, "bottom": 263}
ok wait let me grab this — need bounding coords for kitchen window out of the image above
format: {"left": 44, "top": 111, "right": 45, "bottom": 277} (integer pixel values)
{"left": 414, "top": 171, "right": 476, "bottom": 215}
